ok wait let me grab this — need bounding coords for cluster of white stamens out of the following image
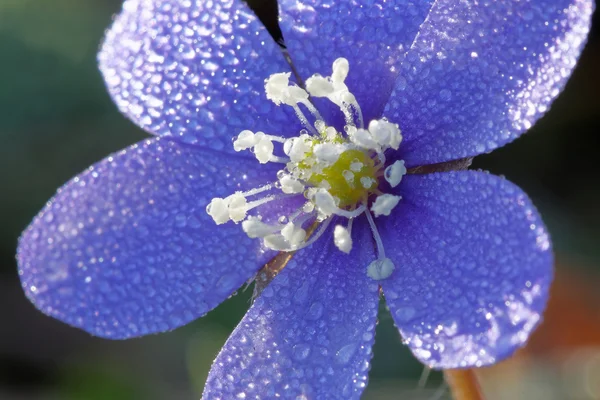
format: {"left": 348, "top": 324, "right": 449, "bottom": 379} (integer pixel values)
{"left": 206, "top": 58, "right": 408, "bottom": 280}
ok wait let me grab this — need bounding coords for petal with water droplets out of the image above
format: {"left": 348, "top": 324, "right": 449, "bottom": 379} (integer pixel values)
{"left": 203, "top": 222, "right": 379, "bottom": 400}
{"left": 386, "top": 0, "right": 593, "bottom": 167}
{"left": 18, "top": 138, "right": 279, "bottom": 339}
{"left": 380, "top": 171, "right": 553, "bottom": 368}
{"left": 99, "top": 0, "right": 298, "bottom": 153}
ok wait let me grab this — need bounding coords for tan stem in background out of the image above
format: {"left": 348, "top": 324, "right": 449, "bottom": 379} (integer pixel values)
{"left": 444, "top": 369, "right": 485, "bottom": 400}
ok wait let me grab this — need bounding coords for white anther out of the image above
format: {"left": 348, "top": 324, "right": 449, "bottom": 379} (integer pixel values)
{"left": 227, "top": 193, "right": 248, "bottom": 222}
{"left": 333, "top": 225, "right": 352, "bottom": 254}
{"left": 384, "top": 160, "right": 407, "bottom": 188}
{"left": 306, "top": 75, "right": 334, "bottom": 97}
{"left": 350, "top": 161, "right": 363, "bottom": 172}
{"left": 254, "top": 136, "right": 274, "bottom": 164}
{"left": 306, "top": 58, "right": 353, "bottom": 109}
{"left": 331, "top": 58, "right": 349, "bottom": 84}
{"left": 360, "top": 176, "right": 376, "bottom": 189}
{"left": 265, "top": 72, "right": 309, "bottom": 106}
{"left": 285, "top": 136, "right": 311, "bottom": 163}
{"left": 368, "top": 119, "right": 402, "bottom": 150}
{"left": 242, "top": 216, "right": 279, "bottom": 238}
{"left": 233, "top": 130, "right": 260, "bottom": 151}
{"left": 371, "top": 194, "right": 401, "bottom": 217}
{"left": 279, "top": 175, "right": 305, "bottom": 194}
{"left": 281, "top": 223, "right": 307, "bottom": 246}
{"left": 314, "top": 189, "right": 338, "bottom": 217}
{"left": 324, "top": 127, "right": 338, "bottom": 140}
{"left": 263, "top": 234, "right": 289, "bottom": 251}
{"left": 347, "top": 126, "right": 379, "bottom": 150}
{"left": 206, "top": 198, "right": 230, "bottom": 225}
{"left": 367, "top": 258, "right": 395, "bottom": 280}
{"left": 314, "top": 143, "right": 343, "bottom": 163}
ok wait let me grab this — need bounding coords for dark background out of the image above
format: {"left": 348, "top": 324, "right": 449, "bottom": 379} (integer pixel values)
{"left": 1, "top": 1, "right": 599, "bottom": 399}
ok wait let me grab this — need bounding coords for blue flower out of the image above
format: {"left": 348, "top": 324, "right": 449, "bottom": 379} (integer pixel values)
{"left": 18, "top": 0, "right": 593, "bottom": 398}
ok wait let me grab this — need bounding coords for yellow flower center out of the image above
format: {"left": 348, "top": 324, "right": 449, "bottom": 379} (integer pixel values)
{"left": 308, "top": 149, "right": 379, "bottom": 208}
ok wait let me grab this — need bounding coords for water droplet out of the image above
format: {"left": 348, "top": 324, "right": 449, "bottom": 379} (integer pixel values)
{"left": 335, "top": 343, "right": 357, "bottom": 365}
{"left": 292, "top": 343, "right": 311, "bottom": 360}
{"left": 306, "top": 301, "right": 324, "bottom": 320}
{"left": 439, "top": 89, "right": 452, "bottom": 101}
{"left": 394, "top": 306, "right": 416, "bottom": 322}
{"left": 294, "top": 281, "right": 310, "bottom": 304}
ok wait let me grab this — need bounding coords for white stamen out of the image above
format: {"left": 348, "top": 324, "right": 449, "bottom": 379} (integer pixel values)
{"left": 254, "top": 136, "right": 274, "bottom": 164}
{"left": 314, "top": 189, "right": 338, "bottom": 217}
{"left": 347, "top": 126, "right": 379, "bottom": 150}
{"left": 350, "top": 103, "right": 364, "bottom": 130}
{"left": 306, "top": 58, "right": 363, "bottom": 128}
{"left": 263, "top": 234, "right": 290, "bottom": 251}
{"left": 279, "top": 175, "right": 305, "bottom": 194}
{"left": 291, "top": 217, "right": 332, "bottom": 250}
{"left": 324, "top": 126, "right": 337, "bottom": 140}
{"left": 367, "top": 258, "right": 395, "bottom": 280}
{"left": 364, "top": 208, "right": 395, "bottom": 280}
{"left": 334, "top": 204, "right": 366, "bottom": 218}
{"left": 365, "top": 208, "right": 386, "bottom": 258}
{"left": 285, "top": 136, "right": 311, "bottom": 162}
{"left": 233, "top": 130, "right": 260, "bottom": 151}
{"left": 371, "top": 194, "right": 401, "bottom": 217}
{"left": 384, "top": 160, "right": 407, "bottom": 188}
{"left": 241, "top": 183, "right": 273, "bottom": 197}
{"left": 281, "top": 222, "right": 307, "bottom": 246}
{"left": 333, "top": 225, "right": 352, "bottom": 254}
{"left": 305, "top": 75, "right": 334, "bottom": 97}
{"left": 314, "top": 142, "right": 343, "bottom": 163}
{"left": 368, "top": 120, "right": 402, "bottom": 150}
{"left": 227, "top": 193, "right": 249, "bottom": 222}
{"left": 242, "top": 216, "right": 281, "bottom": 238}
{"left": 332, "top": 58, "right": 349, "bottom": 83}
{"left": 206, "top": 198, "right": 230, "bottom": 225}
{"left": 265, "top": 73, "right": 308, "bottom": 106}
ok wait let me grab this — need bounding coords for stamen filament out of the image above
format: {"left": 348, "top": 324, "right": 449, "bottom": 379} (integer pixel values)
{"left": 291, "top": 217, "right": 332, "bottom": 251}
{"left": 365, "top": 207, "right": 386, "bottom": 259}
{"left": 292, "top": 105, "right": 318, "bottom": 135}
{"left": 351, "top": 103, "right": 364, "bottom": 129}
{"left": 241, "top": 183, "right": 274, "bottom": 197}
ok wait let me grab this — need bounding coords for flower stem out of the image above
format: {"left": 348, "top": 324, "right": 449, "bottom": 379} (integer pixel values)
{"left": 444, "top": 369, "right": 485, "bottom": 400}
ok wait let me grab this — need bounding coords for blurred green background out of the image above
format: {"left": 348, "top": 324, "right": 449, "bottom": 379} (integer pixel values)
{"left": 1, "top": 1, "right": 599, "bottom": 399}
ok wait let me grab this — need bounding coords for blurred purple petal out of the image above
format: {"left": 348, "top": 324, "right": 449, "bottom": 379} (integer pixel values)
{"left": 203, "top": 222, "right": 379, "bottom": 399}
{"left": 385, "top": 0, "right": 593, "bottom": 167}
{"left": 380, "top": 171, "right": 553, "bottom": 368}
{"left": 99, "top": 0, "right": 299, "bottom": 153}
{"left": 18, "top": 138, "right": 279, "bottom": 339}
{"left": 280, "top": 0, "right": 435, "bottom": 124}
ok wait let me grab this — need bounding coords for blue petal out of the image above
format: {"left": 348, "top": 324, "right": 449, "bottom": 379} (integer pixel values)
{"left": 203, "top": 222, "right": 379, "bottom": 399}
{"left": 279, "top": 0, "right": 435, "bottom": 124}
{"left": 384, "top": 0, "right": 593, "bottom": 167}
{"left": 18, "top": 138, "right": 279, "bottom": 339}
{"left": 379, "top": 171, "right": 553, "bottom": 368}
{"left": 98, "top": 0, "right": 299, "bottom": 153}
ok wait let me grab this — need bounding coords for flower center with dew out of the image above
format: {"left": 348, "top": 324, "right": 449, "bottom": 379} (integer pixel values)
{"left": 206, "top": 58, "right": 407, "bottom": 280}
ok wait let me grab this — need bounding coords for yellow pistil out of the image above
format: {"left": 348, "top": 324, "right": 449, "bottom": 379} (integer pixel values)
{"left": 309, "top": 149, "right": 379, "bottom": 207}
